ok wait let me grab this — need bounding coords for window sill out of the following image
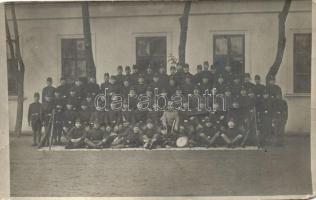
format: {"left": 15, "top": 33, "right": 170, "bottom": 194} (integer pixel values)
{"left": 8, "top": 96, "right": 27, "bottom": 101}
{"left": 285, "top": 93, "right": 311, "bottom": 97}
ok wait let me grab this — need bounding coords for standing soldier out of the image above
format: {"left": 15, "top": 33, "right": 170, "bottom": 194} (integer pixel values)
{"left": 150, "top": 73, "right": 163, "bottom": 93}
{"left": 131, "top": 64, "right": 139, "bottom": 84}
{"left": 86, "top": 76, "right": 100, "bottom": 98}
{"left": 28, "top": 92, "right": 42, "bottom": 146}
{"left": 74, "top": 78, "right": 86, "bottom": 100}
{"left": 136, "top": 74, "right": 147, "bottom": 95}
{"left": 100, "top": 73, "right": 110, "bottom": 94}
{"left": 257, "top": 90, "right": 273, "bottom": 147}
{"left": 198, "top": 74, "right": 213, "bottom": 93}
{"left": 183, "top": 64, "right": 193, "bottom": 80}
{"left": 213, "top": 74, "right": 226, "bottom": 94}
{"left": 181, "top": 75, "right": 194, "bottom": 95}
{"left": 62, "top": 101, "right": 78, "bottom": 136}
{"left": 254, "top": 75, "right": 265, "bottom": 100}
{"left": 121, "top": 79, "right": 131, "bottom": 99}
{"left": 243, "top": 73, "right": 255, "bottom": 92}
{"left": 169, "top": 65, "right": 177, "bottom": 81}
{"left": 272, "top": 94, "right": 288, "bottom": 146}
{"left": 175, "top": 63, "right": 185, "bottom": 85}
{"left": 38, "top": 94, "right": 55, "bottom": 148}
{"left": 125, "top": 66, "right": 133, "bottom": 84}
{"left": 108, "top": 75, "right": 121, "bottom": 97}
{"left": 42, "top": 77, "right": 55, "bottom": 103}
{"left": 222, "top": 65, "right": 234, "bottom": 85}
{"left": 68, "top": 88, "right": 81, "bottom": 111}
{"left": 57, "top": 77, "right": 68, "bottom": 99}
{"left": 193, "top": 64, "right": 203, "bottom": 84}
{"left": 231, "top": 75, "right": 242, "bottom": 97}
{"left": 54, "top": 102, "right": 64, "bottom": 145}
{"left": 167, "top": 77, "right": 177, "bottom": 99}
{"left": 116, "top": 65, "right": 125, "bottom": 86}
{"left": 145, "top": 65, "right": 154, "bottom": 85}
{"left": 266, "top": 75, "right": 282, "bottom": 99}
{"left": 53, "top": 89, "right": 66, "bottom": 109}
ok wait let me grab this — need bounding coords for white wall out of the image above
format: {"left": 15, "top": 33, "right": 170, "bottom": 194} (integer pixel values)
{"left": 6, "top": 0, "right": 311, "bottom": 133}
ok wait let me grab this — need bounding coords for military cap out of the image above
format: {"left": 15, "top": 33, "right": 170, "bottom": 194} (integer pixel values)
{"left": 34, "top": 92, "right": 40, "bottom": 97}
{"left": 117, "top": 65, "right": 123, "bottom": 70}
{"left": 104, "top": 72, "right": 109, "bottom": 77}
{"left": 46, "top": 77, "right": 52, "bottom": 82}
{"left": 125, "top": 65, "right": 131, "bottom": 70}
{"left": 203, "top": 61, "right": 209, "bottom": 65}
{"left": 255, "top": 75, "right": 261, "bottom": 80}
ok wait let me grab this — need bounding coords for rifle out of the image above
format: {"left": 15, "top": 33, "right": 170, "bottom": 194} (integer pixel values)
{"left": 49, "top": 109, "right": 56, "bottom": 151}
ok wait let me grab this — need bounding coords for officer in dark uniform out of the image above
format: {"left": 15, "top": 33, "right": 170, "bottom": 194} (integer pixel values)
{"left": 150, "top": 73, "right": 163, "bottom": 93}
{"left": 131, "top": 64, "right": 139, "bottom": 85}
{"left": 167, "top": 77, "right": 177, "bottom": 98}
{"left": 213, "top": 74, "right": 226, "bottom": 94}
{"left": 169, "top": 65, "right": 177, "bottom": 81}
{"left": 192, "top": 64, "right": 203, "bottom": 84}
{"left": 181, "top": 74, "right": 194, "bottom": 95}
{"left": 267, "top": 75, "right": 282, "bottom": 99}
{"left": 100, "top": 73, "right": 110, "bottom": 94}
{"left": 224, "top": 87, "right": 234, "bottom": 111}
{"left": 158, "top": 65, "right": 169, "bottom": 87}
{"left": 84, "top": 93, "right": 95, "bottom": 112}
{"left": 243, "top": 73, "right": 255, "bottom": 92}
{"left": 38, "top": 94, "right": 55, "bottom": 148}
{"left": 125, "top": 66, "right": 133, "bottom": 84}
{"left": 84, "top": 120, "right": 106, "bottom": 149}
{"left": 108, "top": 75, "right": 121, "bottom": 96}
{"left": 121, "top": 79, "right": 131, "bottom": 99}
{"left": 231, "top": 75, "right": 242, "bottom": 97}
{"left": 53, "top": 89, "right": 66, "bottom": 109}
{"left": 68, "top": 88, "right": 81, "bottom": 111}
{"left": 42, "top": 77, "right": 56, "bottom": 103}
{"left": 145, "top": 65, "right": 154, "bottom": 85}
{"left": 175, "top": 63, "right": 185, "bottom": 85}
{"left": 222, "top": 65, "right": 234, "bottom": 85}
{"left": 74, "top": 78, "right": 86, "bottom": 100}
{"left": 62, "top": 101, "right": 78, "bottom": 135}
{"left": 56, "top": 77, "right": 68, "bottom": 99}
{"left": 254, "top": 75, "right": 266, "bottom": 99}
{"left": 257, "top": 90, "right": 273, "bottom": 147}
{"left": 198, "top": 73, "right": 213, "bottom": 93}
{"left": 78, "top": 101, "right": 92, "bottom": 129}
{"left": 54, "top": 102, "right": 64, "bottom": 145}
{"left": 28, "top": 92, "right": 42, "bottom": 146}
{"left": 135, "top": 74, "right": 147, "bottom": 95}
{"left": 86, "top": 76, "right": 100, "bottom": 98}
{"left": 272, "top": 94, "right": 288, "bottom": 146}
{"left": 65, "top": 119, "right": 87, "bottom": 149}
{"left": 116, "top": 65, "right": 125, "bottom": 86}
{"left": 183, "top": 63, "right": 193, "bottom": 80}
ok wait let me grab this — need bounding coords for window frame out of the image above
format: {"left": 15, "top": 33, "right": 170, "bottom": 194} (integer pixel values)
{"left": 135, "top": 36, "right": 167, "bottom": 73}
{"left": 6, "top": 38, "right": 18, "bottom": 96}
{"left": 293, "top": 32, "right": 311, "bottom": 94}
{"left": 212, "top": 34, "right": 245, "bottom": 75}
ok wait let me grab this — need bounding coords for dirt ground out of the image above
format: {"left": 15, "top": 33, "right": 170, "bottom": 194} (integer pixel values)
{"left": 10, "top": 135, "right": 312, "bottom": 197}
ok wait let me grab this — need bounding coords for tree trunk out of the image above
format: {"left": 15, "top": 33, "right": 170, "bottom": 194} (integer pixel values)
{"left": 178, "top": 1, "right": 191, "bottom": 66}
{"left": 82, "top": 2, "right": 96, "bottom": 79}
{"left": 10, "top": 3, "right": 25, "bottom": 136}
{"left": 266, "top": 0, "right": 291, "bottom": 84}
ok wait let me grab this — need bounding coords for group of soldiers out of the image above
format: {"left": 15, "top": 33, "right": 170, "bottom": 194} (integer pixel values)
{"left": 28, "top": 61, "right": 288, "bottom": 149}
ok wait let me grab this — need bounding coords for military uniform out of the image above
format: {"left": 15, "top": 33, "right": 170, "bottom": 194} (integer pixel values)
{"left": 53, "top": 104, "right": 64, "bottom": 145}
{"left": 28, "top": 94, "right": 42, "bottom": 146}
{"left": 272, "top": 97, "right": 288, "bottom": 146}
{"left": 65, "top": 121, "right": 87, "bottom": 149}
{"left": 42, "top": 86, "right": 56, "bottom": 103}
{"left": 38, "top": 97, "right": 55, "bottom": 148}
{"left": 86, "top": 80, "right": 100, "bottom": 97}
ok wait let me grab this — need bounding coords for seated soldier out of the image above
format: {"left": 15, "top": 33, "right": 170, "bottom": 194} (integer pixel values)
{"left": 124, "top": 124, "right": 143, "bottom": 148}
{"left": 220, "top": 119, "right": 244, "bottom": 148}
{"left": 161, "top": 102, "right": 180, "bottom": 134}
{"left": 196, "top": 116, "right": 221, "bottom": 147}
{"left": 62, "top": 101, "right": 78, "bottom": 135}
{"left": 177, "top": 119, "right": 196, "bottom": 147}
{"left": 142, "top": 119, "right": 162, "bottom": 149}
{"left": 65, "top": 119, "right": 87, "bottom": 149}
{"left": 78, "top": 101, "right": 92, "bottom": 130}
{"left": 84, "top": 120, "right": 106, "bottom": 149}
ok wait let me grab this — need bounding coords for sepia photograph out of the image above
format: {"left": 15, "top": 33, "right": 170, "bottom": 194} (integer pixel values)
{"left": 0, "top": 0, "right": 314, "bottom": 198}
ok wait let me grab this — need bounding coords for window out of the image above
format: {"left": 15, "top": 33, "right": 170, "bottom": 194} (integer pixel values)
{"left": 294, "top": 33, "right": 311, "bottom": 93}
{"left": 213, "top": 34, "right": 245, "bottom": 75}
{"left": 136, "top": 36, "right": 167, "bottom": 72}
{"left": 7, "top": 39, "right": 18, "bottom": 96}
{"left": 61, "top": 38, "right": 87, "bottom": 80}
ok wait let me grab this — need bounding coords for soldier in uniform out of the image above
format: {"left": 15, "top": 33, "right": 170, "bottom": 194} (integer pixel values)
{"left": 65, "top": 119, "right": 87, "bottom": 149}
{"left": 100, "top": 73, "right": 110, "bottom": 94}
{"left": 53, "top": 102, "right": 64, "bottom": 145}
{"left": 167, "top": 77, "right": 177, "bottom": 99}
{"left": 121, "top": 79, "right": 131, "bottom": 99}
{"left": 84, "top": 93, "right": 95, "bottom": 112}
{"left": 74, "top": 78, "right": 86, "bottom": 100}
{"left": 196, "top": 116, "right": 221, "bottom": 147}
{"left": 108, "top": 75, "right": 121, "bottom": 96}
{"left": 142, "top": 119, "right": 162, "bottom": 149}
{"left": 181, "top": 75, "right": 194, "bottom": 95}
{"left": 84, "top": 120, "right": 106, "bottom": 149}
{"left": 145, "top": 65, "right": 154, "bottom": 85}
{"left": 220, "top": 119, "right": 244, "bottom": 148}
{"left": 243, "top": 73, "right": 255, "bottom": 92}
{"left": 175, "top": 63, "right": 185, "bottom": 85}
{"left": 28, "top": 92, "right": 42, "bottom": 146}
{"left": 158, "top": 65, "right": 169, "bottom": 86}
{"left": 131, "top": 64, "right": 139, "bottom": 85}
{"left": 62, "top": 101, "right": 78, "bottom": 135}
{"left": 124, "top": 124, "right": 143, "bottom": 148}
{"left": 53, "top": 89, "right": 66, "bottom": 109}
{"left": 257, "top": 90, "right": 273, "bottom": 147}
{"left": 78, "top": 101, "right": 92, "bottom": 129}
{"left": 42, "top": 77, "right": 56, "bottom": 103}
{"left": 272, "top": 94, "right": 288, "bottom": 146}
{"left": 56, "top": 77, "right": 68, "bottom": 99}
{"left": 192, "top": 64, "right": 202, "bottom": 84}
{"left": 183, "top": 63, "right": 193, "bottom": 80}
{"left": 213, "top": 74, "right": 226, "bottom": 94}
{"left": 198, "top": 73, "right": 213, "bottom": 93}
{"left": 150, "top": 73, "right": 163, "bottom": 93}
{"left": 135, "top": 74, "right": 147, "bottom": 95}
{"left": 125, "top": 65, "right": 133, "bottom": 84}
{"left": 231, "top": 75, "right": 242, "bottom": 97}
{"left": 222, "top": 65, "right": 234, "bottom": 85}
{"left": 169, "top": 65, "right": 177, "bottom": 81}
{"left": 116, "top": 65, "right": 125, "bottom": 86}
{"left": 68, "top": 88, "right": 81, "bottom": 111}
{"left": 86, "top": 76, "right": 100, "bottom": 98}
{"left": 38, "top": 94, "right": 55, "bottom": 148}
{"left": 267, "top": 75, "right": 282, "bottom": 99}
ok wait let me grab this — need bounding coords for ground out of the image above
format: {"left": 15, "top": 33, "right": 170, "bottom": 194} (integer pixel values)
{"left": 10, "top": 135, "right": 312, "bottom": 197}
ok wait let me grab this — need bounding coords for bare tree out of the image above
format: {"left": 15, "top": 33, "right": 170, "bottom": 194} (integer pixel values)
{"left": 6, "top": 3, "right": 25, "bottom": 136}
{"left": 82, "top": 2, "right": 96, "bottom": 79}
{"left": 266, "top": 0, "right": 292, "bottom": 83}
{"left": 178, "top": 1, "right": 191, "bottom": 66}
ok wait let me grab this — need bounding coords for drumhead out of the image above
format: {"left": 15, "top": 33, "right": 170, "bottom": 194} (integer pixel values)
{"left": 176, "top": 136, "right": 189, "bottom": 148}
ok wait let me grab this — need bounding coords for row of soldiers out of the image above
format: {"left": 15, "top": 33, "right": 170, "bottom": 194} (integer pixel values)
{"left": 28, "top": 62, "right": 288, "bottom": 149}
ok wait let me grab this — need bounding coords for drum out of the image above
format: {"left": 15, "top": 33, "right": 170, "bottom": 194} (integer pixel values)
{"left": 176, "top": 136, "right": 189, "bottom": 148}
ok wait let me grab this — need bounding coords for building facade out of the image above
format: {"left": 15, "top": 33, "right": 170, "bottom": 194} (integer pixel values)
{"left": 6, "top": 0, "right": 311, "bottom": 133}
